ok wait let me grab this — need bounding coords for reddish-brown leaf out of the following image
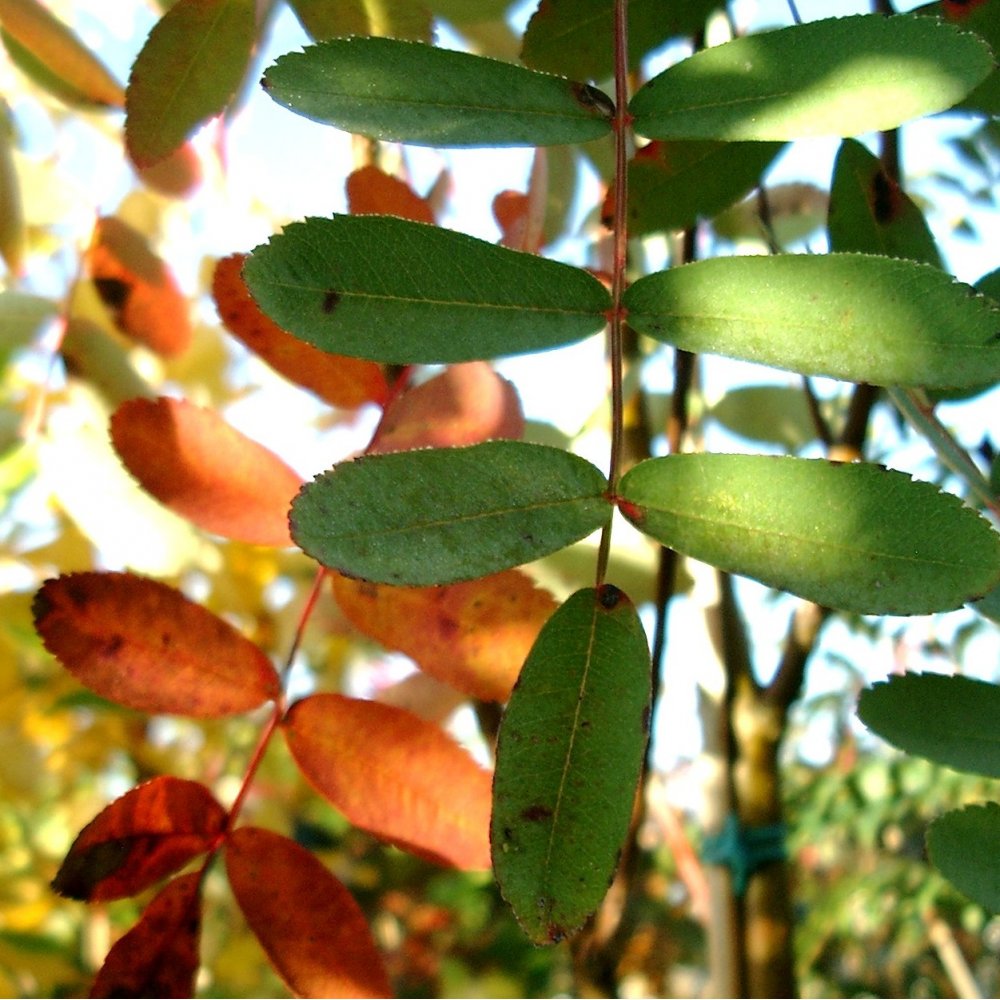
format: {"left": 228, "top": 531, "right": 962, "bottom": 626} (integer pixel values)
{"left": 53, "top": 777, "right": 225, "bottom": 902}
{"left": 369, "top": 363, "right": 524, "bottom": 455}
{"left": 284, "top": 694, "right": 492, "bottom": 870}
{"left": 332, "top": 570, "right": 556, "bottom": 702}
{"left": 226, "top": 827, "right": 392, "bottom": 999}
{"left": 346, "top": 164, "right": 435, "bottom": 224}
{"left": 212, "top": 254, "right": 388, "bottom": 408}
{"left": 492, "top": 149, "right": 547, "bottom": 252}
{"left": 134, "top": 140, "right": 202, "bottom": 198}
{"left": 110, "top": 396, "right": 302, "bottom": 547}
{"left": 89, "top": 872, "right": 202, "bottom": 999}
{"left": 85, "top": 216, "right": 191, "bottom": 357}
{"left": 33, "top": 572, "right": 279, "bottom": 716}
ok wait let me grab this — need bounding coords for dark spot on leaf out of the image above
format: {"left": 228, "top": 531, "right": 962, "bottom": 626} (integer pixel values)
{"left": 641, "top": 704, "right": 651, "bottom": 733}
{"left": 617, "top": 499, "right": 645, "bottom": 525}
{"left": 93, "top": 276, "right": 131, "bottom": 311}
{"left": 571, "top": 82, "right": 615, "bottom": 120}
{"left": 597, "top": 583, "right": 622, "bottom": 609}
{"left": 103, "top": 634, "right": 124, "bottom": 656}
{"left": 546, "top": 923, "right": 566, "bottom": 944}
{"left": 52, "top": 839, "right": 131, "bottom": 900}
{"left": 322, "top": 290, "right": 340, "bottom": 313}
{"left": 870, "top": 170, "right": 900, "bottom": 224}
{"left": 521, "top": 804, "right": 554, "bottom": 822}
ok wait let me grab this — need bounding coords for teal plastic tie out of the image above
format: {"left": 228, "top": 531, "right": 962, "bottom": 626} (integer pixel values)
{"left": 701, "top": 814, "right": 787, "bottom": 896}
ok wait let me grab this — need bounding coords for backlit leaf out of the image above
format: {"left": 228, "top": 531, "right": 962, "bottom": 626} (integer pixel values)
{"left": 61, "top": 317, "right": 155, "bottom": 407}
{"left": 287, "top": 0, "right": 431, "bottom": 41}
{"left": 828, "top": 138, "right": 942, "bottom": 266}
{"left": 709, "top": 384, "right": 817, "bottom": 451}
{"left": 244, "top": 214, "right": 611, "bottom": 363}
{"left": 52, "top": 777, "right": 225, "bottom": 901}
{"left": 33, "top": 572, "right": 279, "bottom": 715}
{"left": 492, "top": 586, "right": 651, "bottom": 944}
{"left": 125, "top": 0, "right": 256, "bottom": 167}
{"left": 0, "top": 103, "right": 24, "bottom": 274}
{"left": 284, "top": 693, "right": 492, "bottom": 869}
{"left": 212, "top": 255, "right": 388, "bottom": 409}
{"left": 623, "top": 253, "right": 1000, "bottom": 389}
{"left": 134, "top": 140, "right": 202, "bottom": 199}
{"left": 262, "top": 36, "right": 614, "bottom": 147}
{"left": 858, "top": 673, "right": 1000, "bottom": 777}
{"left": 0, "top": 291, "right": 57, "bottom": 362}
{"left": 928, "top": 804, "right": 1000, "bottom": 912}
{"left": 0, "top": 0, "right": 124, "bottom": 108}
{"left": 629, "top": 15, "right": 993, "bottom": 141}
{"left": 291, "top": 441, "right": 611, "bottom": 585}
{"left": 110, "top": 397, "right": 303, "bottom": 547}
{"left": 618, "top": 454, "right": 1000, "bottom": 615}
{"left": 85, "top": 216, "right": 191, "bottom": 358}
{"left": 226, "top": 826, "right": 391, "bottom": 999}
{"left": 89, "top": 872, "right": 202, "bottom": 999}
{"left": 332, "top": 569, "right": 557, "bottom": 702}
{"left": 369, "top": 363, "right": 523, "bottom": 454}
{"left": 346, "top": 163, "right": 435, "bottom": 224}
{"left": 606, "top": 140, "right": 784, "bottom": 237}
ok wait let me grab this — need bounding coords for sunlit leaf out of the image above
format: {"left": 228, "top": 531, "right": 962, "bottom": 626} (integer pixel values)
{"left": 618, "top": 454, "right": 1000, "bottom": 614}
{"left": 629, "top": 15, "right": 994, "bottom": 141}
{"left": 60, "top": 317, "right": 154, "bottom": 407}
{"left": 33, "top": 572, "right": 279, "bottom": 716}
{"left": 212, "top": 255, "right": 388, "bottom": 409}
{"left": 89, "top": 872, "right": 202, "bottom": 999}
{"left": 858, "top": 673, "right": 1000, "bottom": 777}
{"left": 369, "top": 363, "right": 523, "bottom": 454}
{"left": 332, "top": 569, "right": 557, "bottom": 702}
{"left": 606, "top": 140, "right": 784, "bottom": 237}
{"left": 0, "top": 104, "right": 24, "bottom": 274}
{"left": 346, "top": 163, "right": 435, "bottom": 223}
{"left": 287, "top": 0, "right": 431, "bottom": 41}
{"left": 623, "top": 253, "right": 1000, "bottom": 389}
{"left": 244, "top": 214, "right": 611, "bottom": 364}
{"left": 262, "top": 36, "right": 614, "bottom": 147}
{"left": 226, "top": 826, "right": 391, "bottom": 999}
{"left": 492, "top": 586, "right": 651, "bottom": 944}
{"left": 110, "top": 397, "right": 303, "bottom": 547}
{"left": 0, "top": 0, "right": 124, "bottom": 108}
{"left": 52, "top": 777, "right": 225, "bottom": 901}
{"left": 284, "top": 693, "right": 492, "bottom": 869}
{"left": 828, "top": 138, "right": 942, "bottom": 266}
{"left": 125, "top": 0, "right": 256, "bottom": 167}
{"left": 291, "top": 441, "right": 611, "bottom": 585}
{"left": 928, "top": 804, "right": 1000, "bottom": 912}
{"left": 85, "top": 216, "right": 191, "bottom": 358}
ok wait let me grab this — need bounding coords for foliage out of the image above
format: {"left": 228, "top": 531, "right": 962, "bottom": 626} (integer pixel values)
{"left": 1, "top": 0, "right": 999, "bottom": 997}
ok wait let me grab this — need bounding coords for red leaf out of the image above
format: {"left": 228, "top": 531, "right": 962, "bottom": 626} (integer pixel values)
{"left": 110, "top": 396, "right": 302, "bottom": 547}
{"left": 89, "top": 872, "right": 202, "bottom": 999}
{"left": 941, "top": 0, "right": 989, "bottom": 19}
{"left": 53, "top": 777, "right": 225, "bottom": 901}
{"left": 284, "top": 694, "right": 492, "bottom": 870}
{"left": 492, "top": 148, "right": 547, "bottom": 252}
{"left": 33, "top": 572, "right": 279, "bottom": 716}
{"left": 346, "top": 164, "right": 435, "bottom": 224}
{"left": 332, "top": 570, "right": 556, "bottom": 702}
{"left": 212, "top": 254, "right": 388, "bottom": 408}
{"left": 226, "top": 827, "right": 392, "bottom": 999}
{"left": 370, "top": 363, "right": 524, "bottom": 455}
{"left": 85, "top": 216, "right": 191, "bottom": 357}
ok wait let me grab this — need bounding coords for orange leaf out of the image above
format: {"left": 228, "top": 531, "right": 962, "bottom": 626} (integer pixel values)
{"left": 346, "top": 164, "right": 435, "bottom": 224}
{"left": 33, "top": 572, "right": 279, "bottom": 716}
{"left": 110, "top": 396, "right": 302, "bottom": 547}
{"left": 134, "top": 140, "right": 202, "bottom": 198}
{"left": 226, "top": 827, "right": 391, "bottom": 999}
{"left": 89, "top": 872, "right": 202, "bottom": 999}
{"left": 53, "top": 777, "right": 225, "bottom": 901}
{"left": 212, "top": 254, "right": 388, "bottom": 408}
{"left": 492, "top": 148, "right": 547, "bottom": 252}
{"left": 332, "top": 570, "right": 556, "bottom": 702}
{"left": 85, "top": 216, "right": 191, "bottom": 357}
{"left": 370, "top": 363, "right": 524, "bottom": 455}
{"left": 284, "top": 694, "right": 492, "bottom": 870}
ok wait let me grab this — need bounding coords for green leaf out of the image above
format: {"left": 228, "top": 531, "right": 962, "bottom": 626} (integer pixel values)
{"left": 828, "top": 138, "right": 942, "bottom": 266}
{"left": 286, "top": 0, "right": 431, "bottom": 41}
{"left": 623, "top": 253, "right": 1000, "bottom": 390}
{"left": 858, "top": 674, "right": 1000, "bottom": 777}
{"left": 125, "top": 0, "right": 256, "bottom": 167}
{"left": 0, "top": 292, "right": 57, "bottom": 363}
{"left": 928, "top": 804, "right": 1000, "bottom": 912}
{"left": 629, "top": 14, "right": 994, "bottom": 141}
{"left": 624, "top": 141, "right": 784, "bottom": 238}
{"left": 972, "top": 581, "right": 1000, "bottom": 624}
{"left": 290, "top": 441, "right": 611, "bottom": 585}
{"left": 244, "top": 215, "right": 611, "bottom": 364}
{"left": 520, "top": 0, "right": 718, "bottom": 82}
{"left": 491, "top": 586, "right": 651, "bottom": 944}
{"left": 617, "top": 454, "right": 1000, "bottom": 615}
{"left": 709, "top": 384, "right": 818, "bottom": 451}
{"left": 261, "top": 36, "right": 614, "bottom": 148}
